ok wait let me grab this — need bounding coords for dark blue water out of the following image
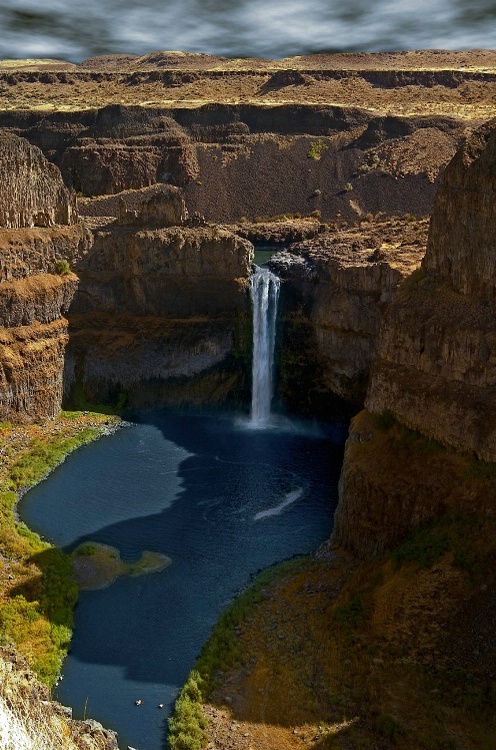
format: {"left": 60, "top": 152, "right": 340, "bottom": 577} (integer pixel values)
{"left": 1, "top": 0, "right": 496, "bottom": 62}
{"left": 19, "top": 411, "right": 345, "bottom": 750}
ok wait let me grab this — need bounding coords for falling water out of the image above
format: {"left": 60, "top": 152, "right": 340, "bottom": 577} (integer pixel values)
{"left": 250, "top": 266, "right": 280, "bottom": 427}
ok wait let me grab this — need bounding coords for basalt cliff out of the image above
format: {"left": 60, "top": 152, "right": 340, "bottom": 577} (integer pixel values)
{"left": 335, "top": 119, "right": 496, "bottom": 556}
{"left": 1, "top": 50, "right": 494, "bottom": 419}
{"left": 1, "top": 51, "right": 496, "bottom": 750}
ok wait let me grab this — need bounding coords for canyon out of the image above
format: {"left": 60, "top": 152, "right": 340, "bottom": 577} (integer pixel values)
{"left": 0, "top": 50, "right": 496, "bottom": 750}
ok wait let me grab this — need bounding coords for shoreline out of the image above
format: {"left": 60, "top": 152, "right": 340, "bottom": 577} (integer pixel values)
{"left": 12, "top": 416, "right": 126, "bottom": 522}
{"left": 0, "top": 410, "right": 122, "bottom": 686}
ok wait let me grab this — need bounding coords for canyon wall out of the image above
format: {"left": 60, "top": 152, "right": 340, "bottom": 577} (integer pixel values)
{"left": 0, "top": 134, "right": 86, "bottom": 422}
{"left": 335, "top": 120, "right": 496, "bottom": 555}
{"left": 367, "top": 119, "right": 496, "bottom": 462}
{"left": 268, "top": 217, "right": 426, "bottom": 409}
{"left": 0, "top": 138, "right": 254, "bottom": 420}
{"left": 65, "top": 185, "right": 253, "bottom": 409}
{"left": 0, "top": 52, "right": 481, "bottom": 223}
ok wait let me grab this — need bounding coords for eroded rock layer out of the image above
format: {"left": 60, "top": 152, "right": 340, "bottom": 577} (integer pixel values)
{"left": 268, "top": 217, "right": 426, "bottom": 408}
{"left": 0, "top": 135, "right": 82, "bottom": 422}
{"left": 367, "top": 121, "right": 496, "bottom": 461}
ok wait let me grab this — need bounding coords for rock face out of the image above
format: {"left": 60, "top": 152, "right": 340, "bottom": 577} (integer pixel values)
{"left": 65, "top": 196, "right": 253, "bottom": 409}
{"left": 0, "top": 647, "right": 119, "bottom": 750}
{"left": 58, "top": 108, "right": 200, "bottom": 195}
{"left": 268, "top": 218, "right": 426, "bottom": 409}
{"left": 0, "top": 104, "right": 465, "bottom": 223}
{"left": 0, "top": 135, "right": 82, "bottom": 422}
{"left": 117, "top": 183, "right": 188, "bottom": 226}
{"left": 366, "top": 121, "right": 496, "bottom": 461}
{"left": 0, "top": 132, "right": 77, "bottom": 228}
{"left": 423, "top": 119, "right": 496, "bottom": 297}
{"left": 333, "top": 121, "right": 496, "bottom": 558}
{"left": 333, "top": 410, "right": 496, "bottom": 556}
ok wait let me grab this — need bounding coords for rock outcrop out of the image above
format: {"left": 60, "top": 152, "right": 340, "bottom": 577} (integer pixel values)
{"left": 268, "top": 217, "right": 426, "bottom": 408}
{"left": 0, "top": 135, "right": 83, "bottom": 422}
{"left": 65, "top": 190, "right": 253, "bottom": 409}
{"left": 0, "top": 133, "right": 77, "bottom": 228}
{"left": 367, "top": 121, "right": 496, "bottom": 461}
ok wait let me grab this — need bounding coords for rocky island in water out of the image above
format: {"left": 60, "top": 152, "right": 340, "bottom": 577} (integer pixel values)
{"left": 0, "top": 50, "right": 496, "bottom": 750}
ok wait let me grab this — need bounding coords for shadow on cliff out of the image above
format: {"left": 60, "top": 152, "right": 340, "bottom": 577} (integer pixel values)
{"left": 12, "top": 409, "right": 346, "bottom": 691}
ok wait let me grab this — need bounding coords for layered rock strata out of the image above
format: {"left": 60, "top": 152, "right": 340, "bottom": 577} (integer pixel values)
{"left": 0, "top": 135, "right": 84, "bottom": 422}
{"left": 268, "top": 217, "right": 427, "bottom": 408}
{"left": 367, "top": 120, "right": 496, "bottom": 461}
{"left": 1, "top": 52, "right": 490, "bottom": 222}
{"left": 66, "top": 186, "right": 253, "bottom": 408}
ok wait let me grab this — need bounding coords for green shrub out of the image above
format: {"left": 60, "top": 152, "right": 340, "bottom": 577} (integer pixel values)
{"left": 344, "top": 182, "right": 353, "bottom": 192}
{"left": 55, "top": 259, "right": 71, "bottom": 275}
{"left": 307, "top": 139, "right": 328, "bottom": 160}
{"left": 168, "top": 671, "right": 208, "bottom": 750}
{"left": 76, "top": 544, "right": 97, "bottom": 557}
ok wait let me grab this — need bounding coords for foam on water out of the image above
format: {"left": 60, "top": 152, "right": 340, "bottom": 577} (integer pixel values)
{"left": 254, "top": 487, "right": 304, "bottom": 520}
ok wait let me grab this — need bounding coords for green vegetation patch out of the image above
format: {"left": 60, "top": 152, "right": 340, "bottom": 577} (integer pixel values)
{"left": 71, "top": 543, "right": 172, "bottom": 590}
{"left": 55, "top": 258, "right": 71, "bottom": 275}
{"left": 392, "top": 515, "right": 487, "bottom": 577}
{"left": 0, "top": 413, "right": 120, "bottom": 686}
{"left": 307, "top": 138, "right": 328, "bottom": 160}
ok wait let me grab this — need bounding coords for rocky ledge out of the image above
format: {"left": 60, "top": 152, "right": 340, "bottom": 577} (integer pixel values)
{"left": 267, "top": 216, "right": 427, "bottom": 407}
{"left": 367, "top": 119, "right": 496, "bottom": 462}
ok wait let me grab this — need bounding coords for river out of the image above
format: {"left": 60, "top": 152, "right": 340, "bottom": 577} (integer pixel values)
{"left": 19, "top": 411, "right": 346, "bottom": 750}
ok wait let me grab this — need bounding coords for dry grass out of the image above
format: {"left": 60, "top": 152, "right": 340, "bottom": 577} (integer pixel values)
{"left": 0, "top": 658, "right": 79, "bottom": 750}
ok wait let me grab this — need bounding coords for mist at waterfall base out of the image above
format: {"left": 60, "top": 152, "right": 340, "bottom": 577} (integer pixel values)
{"left": 19, "top": 411, "right": 345, "bottom": 750}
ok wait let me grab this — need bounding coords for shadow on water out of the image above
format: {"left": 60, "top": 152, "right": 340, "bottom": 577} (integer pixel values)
{"left": 16, "top": 409, "right": 346, "bottom": 750}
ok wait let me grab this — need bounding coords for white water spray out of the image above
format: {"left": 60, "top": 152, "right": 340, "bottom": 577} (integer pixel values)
{"left": 250, "top": 266, "right": 280, "bottom": 427}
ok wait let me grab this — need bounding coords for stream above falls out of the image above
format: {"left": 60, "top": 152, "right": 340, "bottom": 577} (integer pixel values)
{"left": 19, "top": 410, "right": 346, "bottom": 750}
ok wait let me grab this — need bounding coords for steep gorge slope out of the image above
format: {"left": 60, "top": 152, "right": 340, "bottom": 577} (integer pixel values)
{"left": 0, "top": 133, "right": 87, "bottom": 422}
{"left": 66, "top": 186, "right": 253, "bottom": 409}
{"left": 2, "top": 51, "right": 494, "bottom": 223}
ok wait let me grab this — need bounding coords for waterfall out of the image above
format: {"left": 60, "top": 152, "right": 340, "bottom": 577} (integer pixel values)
{"left": 250, "top": 266, "right": 280, "bottom": 427}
